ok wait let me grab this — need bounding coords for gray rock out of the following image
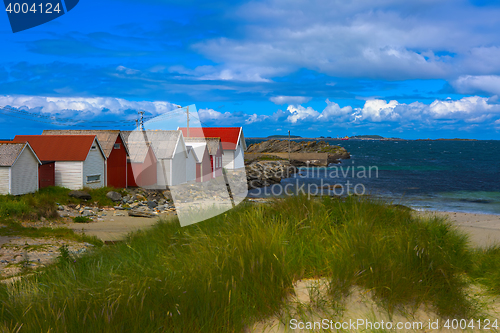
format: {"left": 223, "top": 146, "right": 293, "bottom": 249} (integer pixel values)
{"left": 82, "top": 210, "right": 95, "bottom": 217}
{"left": 57, "top": 205, "right": 64, "bottom": 211}
{"left": 106, "top": 191, "right": 122, "bottom": 202}
{"left": 128, "top": 209, "right": 157, "bottom": 218}
{"left": 147, "top": 200, "right": 158, "bottom": 209}
{"left": 69, "top": 190, "right": 91, "bottom": 200}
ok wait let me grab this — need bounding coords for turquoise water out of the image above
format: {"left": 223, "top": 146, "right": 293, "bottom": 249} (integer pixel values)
{"left": 247, "top": 140, "right": 500, "bottom": 215}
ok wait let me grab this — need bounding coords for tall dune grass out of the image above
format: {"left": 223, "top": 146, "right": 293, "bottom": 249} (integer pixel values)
{"left": 0, "top": 195, "right": 476, "bottom": 332}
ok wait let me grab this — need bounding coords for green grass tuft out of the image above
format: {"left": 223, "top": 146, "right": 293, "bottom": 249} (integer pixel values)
{"left": 73, "top": 216, "right": 92, "bottom": 223}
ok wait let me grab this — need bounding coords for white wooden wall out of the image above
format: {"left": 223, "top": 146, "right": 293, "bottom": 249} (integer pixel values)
{"left": 156, "top": 159, "right": 169, "bottom": 188}
{"left": 0, "top": 167, "right": 10, "bottom": 194}
{"left": 186, "top": 150, "right": 196, "bottom": 182}
{"left": 10, "top": 147, "right": 38, "bottom": 195}
{"left": 222, "top": 150, "right": 235, "bottom": 169}
{"left": 171, "top": 150, "right": 187, "bottom": 186}
{"left": 83, "top": 142, "right": 105, "bottom": 189}
{"left": 233, "top": 142, "right": 245, "bottom": 169}
{"left": 55, "top": 161, "right": 83, "bottom": 190}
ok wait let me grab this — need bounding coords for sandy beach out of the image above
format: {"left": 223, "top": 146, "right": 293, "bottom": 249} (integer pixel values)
{"left": 417, "top": 211, "right": 500, "bottom": 248}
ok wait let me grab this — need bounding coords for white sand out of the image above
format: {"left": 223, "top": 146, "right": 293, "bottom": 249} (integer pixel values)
{"left": 417, "top": 211, "right": 500, "bottom": 248}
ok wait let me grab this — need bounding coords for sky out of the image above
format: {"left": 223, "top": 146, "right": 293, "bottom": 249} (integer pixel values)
{"left": 1, "top": 0, "right": 500, "bottom": 139}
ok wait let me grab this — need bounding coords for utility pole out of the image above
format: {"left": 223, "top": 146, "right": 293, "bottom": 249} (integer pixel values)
{"left": 138, "top": 111, "right": 145, "bottom": 130}
{"left": 186, "top": 105, "right": 190, "bottom": 137}
{"left": 288, "top": 130, "right": 291, "bottom": 162}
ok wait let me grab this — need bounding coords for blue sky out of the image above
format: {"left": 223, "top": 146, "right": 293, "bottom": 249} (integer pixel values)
{"left": 1, "top": 0, "right": 500, "bottom": 139}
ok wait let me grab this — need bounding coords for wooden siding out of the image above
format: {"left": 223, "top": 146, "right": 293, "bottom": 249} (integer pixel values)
{"left": 39, "top": 162, "right": 55, "bottom": 188}
{"left": 0, "top": 167, "right": 10, "bottom": 194}
{"left": 83, "top": 140, "right": 105, "bottom": 189}
{"left": 156, "top": 159, "right": 170, "bottom": 187}
{"left": 233, "top": 142, "right": 245, "bottom": 169}
{"left": 171, "top": 150, "right": 187, "bottom": 185}
{"left": 186, "top": 150, "right": 196, "bottom": 182}
{"left": 55, "top": 162, "right": 82, "bottom": 190}
{"left": 127, "top": 147, "right": 157, "bottom": 188}
{"left": 106, "top": 135, "right": 127, "bottom": 188}
{"left": 222, "top": 150, "right": 235, "bottom": 169}
{"left": 10, "top": 146, "right": 38, "bottom": 195}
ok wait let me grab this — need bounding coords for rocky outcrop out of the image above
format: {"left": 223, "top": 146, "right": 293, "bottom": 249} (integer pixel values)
{"left": 246, "top": 160, "right": 297, "bottom": 190}
{"left": 246, "top": 139, "right": 350, "bottom": 164}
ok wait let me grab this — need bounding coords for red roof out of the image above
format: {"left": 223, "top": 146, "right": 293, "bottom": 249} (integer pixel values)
{"left": 14, "top": 135, "right": 98, "bottom": 161}
{"left": 178, "top": 127, "right": 242, "bottom": 150}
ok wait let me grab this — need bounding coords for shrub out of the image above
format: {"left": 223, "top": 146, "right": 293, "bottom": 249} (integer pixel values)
{"left": 73, "top": 216, "right": 92, "bottom": 223}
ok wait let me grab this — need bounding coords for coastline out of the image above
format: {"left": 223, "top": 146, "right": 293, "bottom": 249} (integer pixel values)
{"left": 417, "top": 210, "right": 500, "bottom": 247}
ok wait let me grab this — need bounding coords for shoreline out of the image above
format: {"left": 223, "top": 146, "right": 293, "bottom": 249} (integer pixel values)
{"left": 416, "top": 210, "right": 500, "bottom": 247}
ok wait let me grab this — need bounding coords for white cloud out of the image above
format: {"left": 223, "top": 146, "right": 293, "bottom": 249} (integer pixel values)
{"left": 198, "top": 108, "right": 234, "bottom": 121}
{"left": 318, "top": 99, "right": 353, "bottom": 121}
{"left": 169, "top": 64, "right": 272, "bottom": 82}
{"left": 451, "top": 75, "right": 500, "bottom": 96}
{"left": 286, "top": 105, "right": 321, "bottom": 123}
{"left": 116, "top": 65, "right": 140, "bottom": 75}
{"left": 198, "top": 108, "right": 268, "bottom": 126}
{"left": 0, "top": 95, "right": 178, "bottom": 118}
{"left": 191, "top": 0, "right": 500, "bottom": 81}
{"left": 360, "top": 99, "right": 400, "bottom": 122}
{"left": 245, "top": 113, "right": 268, "bottom": 124}
{"left": 271, "top": 96, "right": 500, "bottom": 130}
{"left": 270, "top": 96, "right": 312, "bottom": 105}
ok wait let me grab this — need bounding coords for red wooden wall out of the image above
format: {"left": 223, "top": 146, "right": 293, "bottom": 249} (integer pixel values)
{"left": 107, "top": 135, "right": 128, "bottom": 188}
{"left": 127, "top": 146, "right": 157, "bottom": 187}
{"left": 39, "top": 162, "right": 55, "bottom": 189}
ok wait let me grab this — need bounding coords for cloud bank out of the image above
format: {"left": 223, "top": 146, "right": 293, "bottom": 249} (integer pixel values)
{"left": 0, "top": 95, "right": 178, "bottom": 119}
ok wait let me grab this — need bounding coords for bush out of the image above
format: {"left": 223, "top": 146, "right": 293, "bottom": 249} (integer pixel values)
{"left": 73, "top": 216, "right": 92, "bottom": 223}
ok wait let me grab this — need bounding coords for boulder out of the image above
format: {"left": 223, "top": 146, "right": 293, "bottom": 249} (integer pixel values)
{"left": 82, "top": 210, "right": 95, "bottom": 217}
{"left": 147, "top": 200, "right": 158, "bottom": 209}
{"left": 106, "top": 191, "right": 122, "bottom": 202}
{"left": 69, "top": 190, "right": 91, "bottom": 200}
{"left": 128, "top": 209, "right": 157, "bottom": 218}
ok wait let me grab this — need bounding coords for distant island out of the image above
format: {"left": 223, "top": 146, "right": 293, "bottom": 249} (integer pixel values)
{"left": 245, "top": 135, "right": 479, "bottom": 141}
{"left": 350, "top": 135, "right": 385, "bottom": 139}
{"left": 267, "top": 135, "right": 302, "bottom": 139}
{"left": 416, "top": 138, "right": 478, "bottom": 141}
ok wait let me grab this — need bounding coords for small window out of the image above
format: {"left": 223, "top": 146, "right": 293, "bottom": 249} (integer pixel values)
{"left": 90, "top": 145, "right": 97, "bottom": 151}
{"left": 114, "top": 143, "right": 121, "bottom": 149}
{"left": 86, "top": 174, "right": 101, "bottom": 183}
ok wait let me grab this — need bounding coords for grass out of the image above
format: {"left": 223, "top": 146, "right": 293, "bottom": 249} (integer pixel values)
{"left": 0, "top": 221, "right": 102, "bottom": 246}
{"left": 254, "top": 155, "right": 286, "bottom": 161}
{"left": 0, "top": 195, "right": 484, "bottom": 332}
{"left": 0, "top": 186, "right": 125, "bottom": 222}
{"left": 469, "top": 246, "right": 500, "bottom": 294}
{"left": 73, "top": 216, "right": 92, "bottom": 223}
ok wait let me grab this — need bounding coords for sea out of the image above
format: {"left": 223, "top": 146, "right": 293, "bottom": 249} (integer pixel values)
{"left": 246, "top": 139, "right": 500, "bottom": 215}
